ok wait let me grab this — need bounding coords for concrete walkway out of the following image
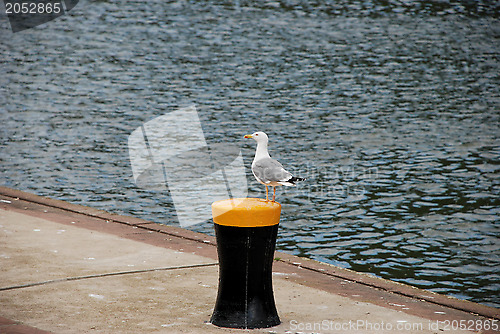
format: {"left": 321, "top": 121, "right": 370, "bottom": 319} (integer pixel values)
{"left": 0, "top": 187, "right": 498, "bottom": 334}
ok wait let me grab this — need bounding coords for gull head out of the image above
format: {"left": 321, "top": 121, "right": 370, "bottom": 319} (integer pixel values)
{"left": 244, "top": 131, "right": 268, "bottom": 144}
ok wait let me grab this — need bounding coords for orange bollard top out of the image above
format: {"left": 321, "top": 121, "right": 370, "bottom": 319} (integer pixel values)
{"left": 212, "top": 198, "right": 281, "bottom": 227}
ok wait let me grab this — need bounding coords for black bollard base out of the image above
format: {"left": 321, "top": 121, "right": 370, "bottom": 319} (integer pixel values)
{"left": 211, "top": 223, "right": 281, "bottom": 329}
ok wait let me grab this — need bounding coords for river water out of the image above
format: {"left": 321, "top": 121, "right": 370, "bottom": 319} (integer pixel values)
{"left": 1, "top": 1, "right": 499, "bottom": 307}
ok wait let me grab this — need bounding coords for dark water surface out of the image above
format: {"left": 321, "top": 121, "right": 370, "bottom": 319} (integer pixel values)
{"left": 1, "top": 1, "right": 499, "bottom": 307}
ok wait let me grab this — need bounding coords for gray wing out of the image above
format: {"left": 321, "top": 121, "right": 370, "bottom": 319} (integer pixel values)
{"left": 252, "top": 157, "right": 292, "bottom": 184}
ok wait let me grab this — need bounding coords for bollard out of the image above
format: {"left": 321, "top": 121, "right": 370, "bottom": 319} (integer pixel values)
{"left": 210, "top": 198, "right": 281, "bottom": 329}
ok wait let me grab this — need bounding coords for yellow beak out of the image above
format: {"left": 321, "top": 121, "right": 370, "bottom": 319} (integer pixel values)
{"left": 244, "top": 134, "right": 253, "bottom": 138}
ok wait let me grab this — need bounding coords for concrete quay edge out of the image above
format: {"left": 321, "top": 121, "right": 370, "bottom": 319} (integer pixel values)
{"left": 0, "top": 186, "right": 498, "bottom": 333}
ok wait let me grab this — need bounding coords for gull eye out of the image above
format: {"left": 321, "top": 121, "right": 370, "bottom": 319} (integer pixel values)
{"left": 255, "top": 133, "right": 259, "bottom": 136}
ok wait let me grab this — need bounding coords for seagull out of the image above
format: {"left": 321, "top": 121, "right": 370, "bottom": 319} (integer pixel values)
{"left": 244, "top": 131, "right": 305, "bottom": 202}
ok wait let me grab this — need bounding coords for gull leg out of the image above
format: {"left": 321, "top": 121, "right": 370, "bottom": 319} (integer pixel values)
{"left": 272, "top": 187, "right": 276, "bottom": 202}
{"left": 265, "top": 186, "right": 269, "bottom": 201}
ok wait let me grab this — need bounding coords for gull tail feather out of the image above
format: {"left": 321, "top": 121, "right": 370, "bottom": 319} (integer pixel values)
{"left": 279, "top": 176, "right": 306, "bottom": 186}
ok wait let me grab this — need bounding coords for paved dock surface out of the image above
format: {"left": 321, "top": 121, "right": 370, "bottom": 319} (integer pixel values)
{"left": 0, "top": 187, "right": 498, "bottom": 333}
